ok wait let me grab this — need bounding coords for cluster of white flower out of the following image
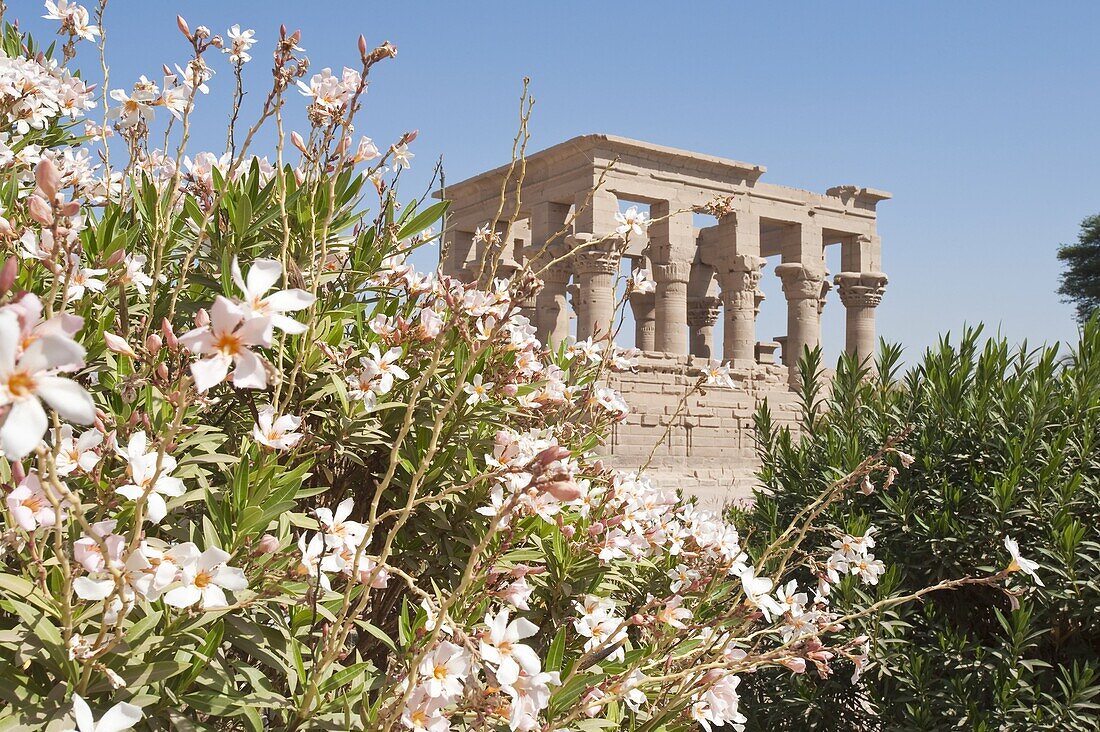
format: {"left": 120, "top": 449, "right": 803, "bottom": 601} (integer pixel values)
{"left": 826, "top": 527, "right": 886, "bottom": 588}
{"left": 297, "top": 497, "right": 390, "bottom": 592}
{"left": 574, "top": 595, "right": 628, "bottom": 662}
{"left": 0, "top": 54, "right": 95, "bottom": 144}
{"left": 402, "top": 607, "right": 558, "bottom": 732}
{"left": 690, "top": 672, "right": 747, "bottom": 732}
{"left": 347, "top": 345, "right": 409, "bottom": 409}
{"left": 298, "top": 67, "right": 362, "bottom": 117}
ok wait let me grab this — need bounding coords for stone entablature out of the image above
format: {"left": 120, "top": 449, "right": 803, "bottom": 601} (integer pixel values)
{"left": 440, "top": 135, "right": 890, "bottom": 502}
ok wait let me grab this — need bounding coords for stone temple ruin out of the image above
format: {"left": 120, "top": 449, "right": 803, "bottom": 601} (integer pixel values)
{"left": 441, "top": 135, "right": 889, "bottom": 505}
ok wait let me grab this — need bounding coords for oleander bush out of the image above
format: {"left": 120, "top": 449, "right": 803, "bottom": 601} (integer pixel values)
{"left": 741, "top": 323, "right": 1100, "bottom": 730}
{"left": 0, "top": 4, "right": 1029, "bottom": 730}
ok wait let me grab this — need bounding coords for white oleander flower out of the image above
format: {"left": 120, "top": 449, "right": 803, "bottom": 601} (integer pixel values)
{"left": 1004, "top": 536, "right": 1043, "bottom": 586}
{"left": 615, "top": 205, "right": 650, "bottom": 237}
{"left": 479, "top": 608, "right": 541, "bottom": 685}
{"left": 0, "top": 310, "right": 94, "bottom": 459}
{"left": 62, "top": 694, "right": 142, "bottom": 732}
{"left": 224, "top": 25, "right": 256, "bottom": 64}
{"left": 252, "top": 405, "right": 303, "bottom": 450}
{"left": 114, "top": 431, "right": 184, "bottom": 524}
{"left": 162, "top": 543, "right": 247, "bottom": 610}
{"left": 231, "top": 257, "right": 315, "bottom": 334}
{"left": 178, "top": 296, "right": 273, "bottom": 392}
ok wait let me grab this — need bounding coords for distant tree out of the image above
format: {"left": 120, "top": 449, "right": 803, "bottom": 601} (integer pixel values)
{"left": 1057, "top": 214, "right": 1100, "bottom": 321}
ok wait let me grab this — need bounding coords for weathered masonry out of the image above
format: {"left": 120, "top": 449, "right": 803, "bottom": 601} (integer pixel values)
{"left": 441, "top": 135, "right": 890, "bottom": 505}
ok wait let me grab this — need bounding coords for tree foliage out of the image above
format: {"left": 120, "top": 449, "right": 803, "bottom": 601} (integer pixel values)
{"left": 1057, "top": 214, "right": 1100, "bottom": 322}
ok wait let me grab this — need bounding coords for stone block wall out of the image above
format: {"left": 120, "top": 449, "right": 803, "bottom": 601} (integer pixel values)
{"left": 605, "top": 354, "right": 802, "bottom": 509}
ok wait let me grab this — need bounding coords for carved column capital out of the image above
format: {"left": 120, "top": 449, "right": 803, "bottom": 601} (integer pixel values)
{"left": 628, "top": 290, "right": 655, "bottom": 309}
{"left": 570, "top": 234, "right": 622, "bottom": 276}
{"left": 653, "top": 261, "right": 692, "bottom": 284}
{"left": 835, "top": 271, "right": 888, "bottom": 309}
{"left": 775, "top": 262, "right": 828, "bottom": 301}
{"left": 687, "top": 296, "right": 722, "bottom": 327}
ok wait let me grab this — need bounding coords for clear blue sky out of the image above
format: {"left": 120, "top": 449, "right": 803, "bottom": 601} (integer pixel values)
{"left": 19, "top": 1, "right": 1100, "bottom": 362}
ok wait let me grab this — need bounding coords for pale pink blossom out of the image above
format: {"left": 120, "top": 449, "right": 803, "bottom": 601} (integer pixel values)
{"left": 231, "top": 258, "right": 315, "bottom": 334}
{"left": 179, "top": 296, "right": 273, "bottom": 391}
{"left": 0, "top": 310, "right": 94, "bottom": 459}
{"left": 252, "top": 405, "right": 303, "bottom": 450}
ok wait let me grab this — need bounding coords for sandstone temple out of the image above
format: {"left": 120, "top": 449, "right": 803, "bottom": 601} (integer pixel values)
{"left": 441, "top": 135, "right": 890, "bottom": 505}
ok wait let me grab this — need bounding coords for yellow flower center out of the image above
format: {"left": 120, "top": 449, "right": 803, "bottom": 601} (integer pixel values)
{"left": 213, "top": 332, "right": 242, "bottom": 357}
{"left": 21, "top": 495, "right": 45, "bottom": 512}
{"left": 433, "top": 664, "right": 448, "bottom": 680}
{"left": 194, "top": 571, "right": 213, "bottom": 589}
{"left": 7, "top": 370, "right": 36, "bottom": 398}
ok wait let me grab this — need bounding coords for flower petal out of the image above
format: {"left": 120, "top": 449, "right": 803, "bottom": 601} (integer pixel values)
{"left": 231, "top": 350, "right": 267, "bottom": 390}
{"left": 22, "top": 333, "right": 85, "bottom": 372}
{"left": 0, "top": 312, "right": 20, "bottom": 375}
{"left": 1, "top": 398, "right": 47, "bottom": 459}
{"left": 264, "top": 288, "right": 315, "bottom": 313}
{"left": 245, "top": 259, "right": 283, "bottom": 297}
{"left": 95, "top": 702, "right": 143, "bottom": 732}
{"left": 191, "top": 355, "right": 231, "bottom": 392}
{"left": 36, "top": 376, "right": 95, "bottom": 424}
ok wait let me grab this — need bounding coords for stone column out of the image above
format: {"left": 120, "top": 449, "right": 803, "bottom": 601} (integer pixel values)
{"left": 529, "top": 201, "right": 572, "bottom": 345}
{"left": 631, "top": 291, "right": 656, "bottom": 351}
{"left": 649, "top": 201, "right": 695, "bottom": 355}
{"left": 573, "top": 234, "right": 621, "bottom": 341}
{"left": 653, "top": 262, "right": 691, "bottom": 354}
{"left": 717, "top": 254, "right": 765, "bottom": 364}
{"left": 688, "top": 296, "right": 722, "bottom": 359}
{"left": 629, "top": 258, "right": 656, "bottom": 351}
{"left": 775, "top": 263, "right": 827, "bottom": 383}
{"left": 834, "top": 271, "right": 888, "bottom": 364}
{"left": 540, "top": 264, "right": 573, "bottom": 345}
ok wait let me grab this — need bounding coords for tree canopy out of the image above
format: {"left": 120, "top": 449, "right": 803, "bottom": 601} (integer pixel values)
{"left": 1057, "top": 214, "right": 1100, "bottom": 322}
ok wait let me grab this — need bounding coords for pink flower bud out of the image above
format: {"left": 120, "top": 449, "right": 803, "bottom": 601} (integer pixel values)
{"left": 35, "top": 159, "right": 61, "bottom": 201}
{"left": 105, "top": 248, "right": 127, "bottom": 267}
{"left": 104, "top": 332, "right": 138, "bottom": 358}
{"left": 0, "top": 256, "right": 18, "bottom": 296}
{"left": 588, "top": 522, "right": 604, "bottom": 537}
{"left": 161, "top": 318, "right": 178, "bottom": 349}
{"left": 358, "top": 34, "right": 368, "bottom": 57}
{"left": 145, "top": 333, "right": 162, "bottom": 355}
{"left": 561, "top": 524, "right": 576, "bottom": 539}
{"left": 535, "top": 445, "right": 571, "bottom": 466}
{"left": 405, "top": 129, "right": 418, "bottom": 143}
{"left": 501, "top": 383, "right": 518, "bottom": 397}
{"left": 195, "top": 308, "right": 210, "bottom": 327}
{"left": 60, "top": 201, "right": 80, "bottom": 217}
{"left": 255, "top": 534, "right": 280, "bottom": 555}
{"left": 156, "top": 363, "right": 169, "bottom": 381}
{"left": 291, "top": 131, "right": 307, "bottom": 153}
{"left": 540, "top": 479, "right": 583, "bottom": 502}
{"left": 0, "top": 216, "right": 12, "bottom": 237}
{"left": 176, "top": 15, "right": 192, "bottom": 40}
{"left": 11, "top": 460, "right": 26, "bottom": 482}
{"left": 27, "top": 195, "right": 53, "bottom": 226}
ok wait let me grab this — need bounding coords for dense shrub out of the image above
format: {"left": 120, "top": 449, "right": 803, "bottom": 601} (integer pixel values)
{"left": 741, "top": 321, "right": 1100, "bottom": 730}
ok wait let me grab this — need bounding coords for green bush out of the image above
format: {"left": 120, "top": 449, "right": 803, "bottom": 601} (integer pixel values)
{"left": 740, "top": 319, "right": 1100, "bottom": 731}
